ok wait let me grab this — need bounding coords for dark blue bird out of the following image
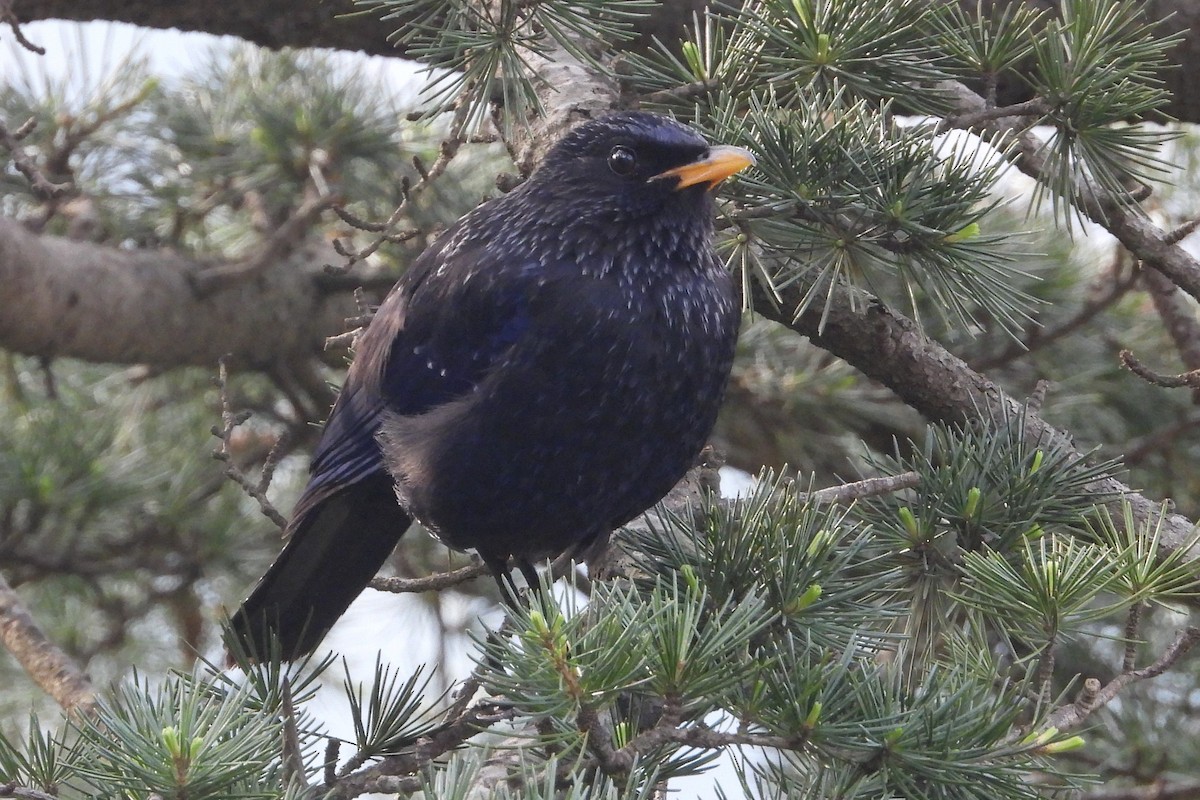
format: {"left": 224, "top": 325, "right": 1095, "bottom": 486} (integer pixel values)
{"left": 230, "top": 112, "right": 754, "bottom": 658}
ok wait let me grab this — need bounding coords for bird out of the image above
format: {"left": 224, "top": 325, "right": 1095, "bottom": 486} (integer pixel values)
{"left": 228, "top": 111, "right": 755, "bottom": 659}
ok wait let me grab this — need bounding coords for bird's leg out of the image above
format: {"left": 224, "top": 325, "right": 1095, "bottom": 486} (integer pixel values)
{"left": 516, "top": 558, "right": 542, "bottom": 595}
{"left": 480, "top": 551, "right": 524, "bottom": 608}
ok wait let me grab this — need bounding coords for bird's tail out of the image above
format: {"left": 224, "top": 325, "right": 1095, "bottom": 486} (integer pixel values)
{"left": 227, "top": 472, "right": 411, "bottom": 660}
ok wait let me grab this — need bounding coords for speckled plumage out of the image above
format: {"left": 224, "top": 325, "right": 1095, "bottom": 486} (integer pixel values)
{"left": 231, "top": 112, "right": 746, "bottom": 658}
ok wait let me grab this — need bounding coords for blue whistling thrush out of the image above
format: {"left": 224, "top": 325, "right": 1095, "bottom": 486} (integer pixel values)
{"left": 229, "top": 112, "right": 755, "bottom": 658}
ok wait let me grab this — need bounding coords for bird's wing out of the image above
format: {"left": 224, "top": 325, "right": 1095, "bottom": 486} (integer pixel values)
{"left": 293, "top": 235, "right": 540, "bottom": 520}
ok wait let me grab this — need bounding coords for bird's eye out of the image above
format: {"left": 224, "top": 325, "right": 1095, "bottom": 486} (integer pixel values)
{"left": 607, "top": 145, "right": 638, "bottom": 176}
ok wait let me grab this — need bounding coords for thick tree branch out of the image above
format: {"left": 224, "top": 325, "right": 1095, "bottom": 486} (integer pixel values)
{"left": 760, "top": 287, "right": 1200, "bottom": 564}
{"left": 7, "top": 0, "right": 709, "bottom": 85}
{"left": 0, "top": 218, "right": 356, "bottom": 371}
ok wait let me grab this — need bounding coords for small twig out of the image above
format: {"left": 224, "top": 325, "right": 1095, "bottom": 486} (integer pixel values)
{"left": 1143, "top": 268, "right": 1200, "bottom": 401}
{"left": 0, "top": 117, "right": 71, "bottom": 200}
{"left": 328, "top": 128, "right": 469, "bottom": 277}
{"left": 1041, "top": 626, "right": 1200, "bottom": 734}
{"left": 643, "top": 80, "right": 720, "bottom": 105}
{"left": 935, "top": 97, "right": 1050, "bottom": 135}
{"left": 190, "top": 193, "right": 337, "bottom": 295}
{"left": 328, "top": 700, "right": 516, "bottom": 799}
{"left": 0, "top": 569, "right": 97, "bottom": 716}
{"left": 211, "top": 356, "right": 288, "bottom": 530}
{"left": 323, "top": 329, "right": 362, "bottom": 351}
{"left": 350, "top": 774, "right": 423, "bottom": 796}
{"left": 259, "top": 428, "right": 291, "bottom": 496}
{"left": 369, "top": 560, "right": 491, "bottom": 594}
{"left": 1122, "top": 603, "right": 1144, "bottom": 673}
{"left": 615, "top": 719, "right": 805, "bottom": 767}
{"left": 0, "top": 783, "right": 60, "bottom": 800}
{"left": 1119, "top": 349, "right": 1200, "bottom": 390}
{"left": 42, "top": 79, "right": 158, "bottom": 181}
{"left": 280, "top": 680, "right": 311, "bottom": 792}
{"left": 1166, "top": 215, "right": 1200, "bottom": 246}
{"left": 1027, "top": 379, "right": 1052, "bottom": 416}
{"left": 1036, "top": 639, "right": 1057, "bottom": 709}
{"left": 321, "top": 288, "right": 378, "bottom": 351}
{"left": 323, "top": 738, "right": 341, "bottom": 788}
{"left": 0, "top": 0, "right": 45, "bottom": 54}
{"left": 576, "top": 705, "right": 629, "bottom": 776}
{"left": 1077, "top": 676, "right": 1101, "bottom": 709}
{"left": 800, "top": 471, "right": 921, "bottom": 505}
{"left": 726, "top": 206, "right": 784, "bottom": 222}
{"left": 972, "top": 261, "right": 1140, "bottom": 372}
{"left": 332, "top": 204, "right": 422, "bottom": 244}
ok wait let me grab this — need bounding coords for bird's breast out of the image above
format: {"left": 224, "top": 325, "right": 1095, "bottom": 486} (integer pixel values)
{"left": 384, "top": 248, "right": 739, "bottom": 561}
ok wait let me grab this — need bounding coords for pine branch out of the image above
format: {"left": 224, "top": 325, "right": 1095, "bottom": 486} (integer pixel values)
{"left": 327, "top": 701, "right": 517, "bottom": 800}
{"left": 1144, "top": 267, "right": 1200, "bottom": 383}
{"left": 1119, "top": 349, "right": 1200, "bottom": 390}
{"left": 801, "top": 471, "right": 920, "bottom": 505}
{"left": 938, "top": 78, "right": 1200, "bottom": 305}
{"left": 0, "top": 784, "right": 58, "bottom": 800}
{"left": 369, "top": 560, "right": 491, "bottom": 594}
{"left": 761, "top": 281, "right": 1200, "bottom": 575}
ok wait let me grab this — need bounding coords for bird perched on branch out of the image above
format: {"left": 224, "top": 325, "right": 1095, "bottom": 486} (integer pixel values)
{"left": 229, "top": 111, "right": 755, "bottom": 659}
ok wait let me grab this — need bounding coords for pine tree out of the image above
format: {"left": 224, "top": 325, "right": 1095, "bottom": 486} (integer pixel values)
{"left": 2, "top": 1, "right": 1200, "bottom": 798}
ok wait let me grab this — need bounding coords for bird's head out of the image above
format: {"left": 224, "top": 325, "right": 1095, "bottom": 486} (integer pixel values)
{"left": 528, "top": 112, "right": 756, "bottom": 224}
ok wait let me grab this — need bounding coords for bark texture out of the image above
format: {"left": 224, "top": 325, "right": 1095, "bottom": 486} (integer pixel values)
{"left": 10, "top": 1, "right": 1200, "bottom": 123}
{"left": 0, "top": 218, "right": 354, "bottom": 369}
{"left": 9, "top": 0, "right": 710, "bottom": 69}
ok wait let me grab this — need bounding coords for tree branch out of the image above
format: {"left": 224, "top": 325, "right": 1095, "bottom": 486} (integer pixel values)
{"left": 937, "top": 79, "right": 1200, "bottom": 306}
{"left": 369, "top": 561, "right": 491, "bottom": 594}
{"left": 0, "top": 118, "right": 69, "bottom": 200}
{"left": 0, "top": 218, "right": 355, "bottom": 370}
{"left": 327, "top": 701, "right": 517, "bottom": 800}
{"left": 0, "top": 569, "right": 97, "bottom": 716}
{"left": 801, "top": 471, "right": 921, "bottom": 505}
{"left": 758, "top": 285, "right": 1200, "bottom": 567}
{"left": 1041, "top": 626, "right": 1200, "bottom": 733}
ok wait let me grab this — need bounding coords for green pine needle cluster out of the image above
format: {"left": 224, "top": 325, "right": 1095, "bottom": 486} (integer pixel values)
{"left": 355, "top": 0, "right": 654, "bottom": 133}
{"left": 1026, "top": 0, "right": 1178, "bottom": 219}
{"left": 1, "top": 409, "right": 1193, "bottom": 796}
{"left": 631, "top": 0, "right": 1174, "bottom": 333}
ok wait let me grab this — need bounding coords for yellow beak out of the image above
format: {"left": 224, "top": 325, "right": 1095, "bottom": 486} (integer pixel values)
{"left": 653, "top": 145, "right": 756, "bottom": 190}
